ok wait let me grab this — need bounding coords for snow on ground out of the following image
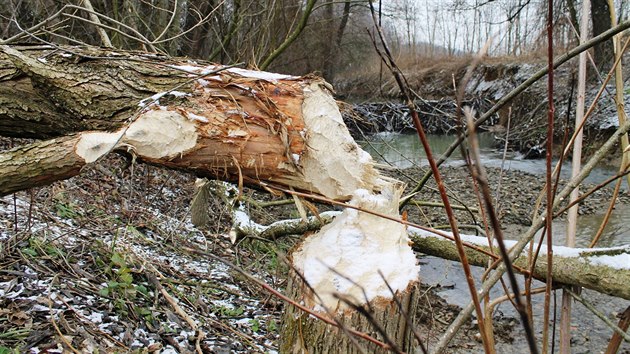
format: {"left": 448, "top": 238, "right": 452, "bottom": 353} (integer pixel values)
{"left": 0, "top": 155, "right": 282, "bottom": 353}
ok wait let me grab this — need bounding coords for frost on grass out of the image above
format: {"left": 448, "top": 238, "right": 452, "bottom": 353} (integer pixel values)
{"left": 292, "top": 184, "right": 419, "bottom": 312}
{"left": 0, "top": 164, "right": 281, "bottom": 353}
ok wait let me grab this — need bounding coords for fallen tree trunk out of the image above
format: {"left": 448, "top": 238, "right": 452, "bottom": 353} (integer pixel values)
{"left": 0, "top": 45, "right": 378, "bottom": 200}
{"left": 233, "top": 211, "right": 630, "bottom": 301}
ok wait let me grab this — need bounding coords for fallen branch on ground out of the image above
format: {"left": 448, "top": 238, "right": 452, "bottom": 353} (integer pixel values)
{"left": 232, "top": 211, "right": 630, "bottom": 300}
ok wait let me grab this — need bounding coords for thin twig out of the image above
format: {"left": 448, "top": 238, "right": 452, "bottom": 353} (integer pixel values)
{"left": 333, "top": 293, "right": 403, "bottom": 354}
{"left": 152, "top": 0, "right": 178, "bottom": 43}
{"left": 553, "top": 166, "right": 630, "bottom": 217}
{"left": 432, "top": 117, "right": 630, "bottom": 354}
{"left": 179, "top": 247, "right": 391, "bottom": 349}
{"left": 81, "top": 0, "right": 112, "bottom": 47}
{"left": 605, "top": 306, "right": 630, "bottom": 353}
{"left": 565, "top": 288, "right": 630, "bottom": 342}
{"left": 589, "top": 178, "right": 623, "bottom": 247}
{"left": 378, "top": 270, "right": 428, "bottom": 354}
{"left": 258, "top": 183, "right": 504, "bottom": 262}
{"left": 366, "top": 2, "right": 491, "bottom": 350}
{"left": 542, "top": 2, "right": 556, "bottom": 352}
{"left": 146, "top": 268, "right": 204, "bottom": 354}
{"left": 465, "top": 109, "right": 538, "bottom": 354}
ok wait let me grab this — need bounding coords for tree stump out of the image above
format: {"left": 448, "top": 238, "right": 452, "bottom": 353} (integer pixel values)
{"left": 278, "top": 185, "right": 421, "bottom": 353}
{"left": 280, "top": 269, "right": 420, "bottom": 353}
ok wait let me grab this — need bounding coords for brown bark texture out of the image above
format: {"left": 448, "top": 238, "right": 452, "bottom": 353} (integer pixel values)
{"left": 279, "top": 269, "right": 420, "bottom": 354}
{"left": 0, "top": 44, "right": 357, "bottom": 198}
{"left": 591, "top": 0, "right": 614, "bottom": 70}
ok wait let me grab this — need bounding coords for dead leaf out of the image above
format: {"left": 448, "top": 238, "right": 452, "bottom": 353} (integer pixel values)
{"left": 9, "top": 309, "right": 29, "bottom": 325}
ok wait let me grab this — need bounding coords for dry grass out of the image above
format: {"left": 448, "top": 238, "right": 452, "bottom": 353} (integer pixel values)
{"left": 334, "top": 50, "right": 552, "bottom": 100}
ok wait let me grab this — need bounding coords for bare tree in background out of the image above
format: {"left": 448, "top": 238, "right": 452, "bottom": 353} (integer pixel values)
{"left": 0, "top": 0, "right": 327, "bottom": 72}
{"left": 591, "top": 0, "right": 614, "bottom": 69}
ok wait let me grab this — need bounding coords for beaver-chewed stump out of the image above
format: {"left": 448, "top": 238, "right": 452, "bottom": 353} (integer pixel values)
{"left": 279, "top": 184, "right": 421, "bottom": 353}
{"left": 280, "top": 271, "right": 420, "bottom": 353}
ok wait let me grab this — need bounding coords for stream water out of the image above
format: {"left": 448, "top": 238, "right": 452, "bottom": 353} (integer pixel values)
{"left": 361, "top": 132, "right": 630, "bottom": 353}
{"left": 361, "top": 132, "right": 630, "bottom": 246}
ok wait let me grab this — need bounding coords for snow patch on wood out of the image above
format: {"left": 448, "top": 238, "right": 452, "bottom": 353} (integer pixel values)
{"left": 300, "top": 83, "right": 379, "bottom": 200}
{"left": 292, "top": 184, "right": 419, "bottom": 312}
{"left": 410, "top": 226, "right": 630, "bottom": 271}
{"left": 169, "top": 64, "right": 297, "bottom": 82}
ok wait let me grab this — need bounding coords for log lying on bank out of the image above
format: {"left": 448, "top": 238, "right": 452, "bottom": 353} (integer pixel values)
{"left": 1, "top": 45, "right": 422, "bottom": 352}
{"left": 233, "top": 212, "right": 630, "bottom": 301}
{"left": 0, "top": 45, "right": 376, "bottom": 200}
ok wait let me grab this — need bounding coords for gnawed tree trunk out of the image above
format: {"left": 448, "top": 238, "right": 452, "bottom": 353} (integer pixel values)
{"left": 0, "top": 45, "right": 421, "bottom": 351}
{"left": 0, "top": 44, "right": 376, "bottom": 199}
{"left": 279, "top": 186, "right": 420, "bottom": 353}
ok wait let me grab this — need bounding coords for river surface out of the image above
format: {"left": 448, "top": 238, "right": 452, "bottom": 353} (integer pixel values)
{"left": 362, "top": 132, "right": 624, "bottom": 191}
{"left": 361, "top": 132, "right": 630, "bottom": 353}
{"left": 361, "top": 132, "right": 630, "bottom": 247}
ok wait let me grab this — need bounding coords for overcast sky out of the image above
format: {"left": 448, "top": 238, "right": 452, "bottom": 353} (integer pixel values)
{"left": 380, "top": 0, "right": 628, "bottom": 55}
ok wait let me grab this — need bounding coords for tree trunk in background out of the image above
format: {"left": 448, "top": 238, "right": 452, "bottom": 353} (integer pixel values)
{"left": 566, "top": 0, "right": 580, "bottom": 38}
{"left": 322, "top": 0, "right": 351, "bottom": 83}
{"left": 321, "top": 0, "right": 335, "bottom": 81}
{"left": 591, "top": 0, "right": 613, "bottom": 70}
